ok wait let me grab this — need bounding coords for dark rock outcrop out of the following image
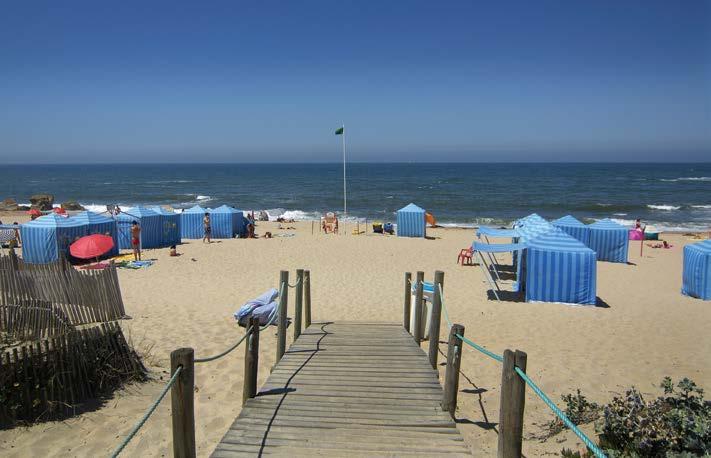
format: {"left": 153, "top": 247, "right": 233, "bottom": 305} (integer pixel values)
{"left": 61, "top": 200, "right": 85, "bottom": 211}
{"left": 0, "top": 198, "right": 19, "bottom": 211}
{"left": 29, "top": 194, "right": 54, "bottom": 211}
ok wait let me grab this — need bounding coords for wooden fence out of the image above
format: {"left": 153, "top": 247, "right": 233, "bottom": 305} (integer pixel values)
{"left": 0, "top": 251, "right": 126, "bottom": 340}
{"left": 0, "top": 322, "right": 146, "bottom": 427}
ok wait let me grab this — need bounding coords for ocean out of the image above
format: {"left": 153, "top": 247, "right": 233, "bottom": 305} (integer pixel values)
{"left": 1, "top": 163, "right": 710, "bottom": 231}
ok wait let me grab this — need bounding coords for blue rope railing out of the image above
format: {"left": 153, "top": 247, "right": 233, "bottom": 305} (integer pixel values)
{"left": 436, "top": 283, "right": 606, "bottom": 458}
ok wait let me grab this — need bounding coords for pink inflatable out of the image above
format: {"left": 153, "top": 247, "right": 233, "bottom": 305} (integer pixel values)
{"left": 628, "top": 229, "right": 644, "bottom": 241}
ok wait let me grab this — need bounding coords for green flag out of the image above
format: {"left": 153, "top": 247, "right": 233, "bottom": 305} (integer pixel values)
{"left": 335, "top": 127, "right": 344, "bottom": 135}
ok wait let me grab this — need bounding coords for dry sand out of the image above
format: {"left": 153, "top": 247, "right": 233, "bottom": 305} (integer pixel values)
{"left": 1, "top": 216, "right": 710, "bottom": 457}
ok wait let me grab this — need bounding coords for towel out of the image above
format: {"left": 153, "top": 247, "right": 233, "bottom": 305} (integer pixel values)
{"left": 235, "top": 288, "right": 279, "bottom": 325}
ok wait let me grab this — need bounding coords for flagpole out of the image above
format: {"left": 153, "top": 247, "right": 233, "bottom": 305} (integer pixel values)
{"left": 342, "top": 123, "right": 346, "bottom": 216}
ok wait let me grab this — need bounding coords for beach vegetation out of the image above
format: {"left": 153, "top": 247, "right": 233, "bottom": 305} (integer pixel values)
{"left": 556, "top": 378, "right": 711, "bottom": 457}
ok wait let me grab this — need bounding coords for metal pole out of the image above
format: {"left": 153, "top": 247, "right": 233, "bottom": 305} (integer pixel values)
{"left": 342, "top": 123, "right": 346, "bottom": 216}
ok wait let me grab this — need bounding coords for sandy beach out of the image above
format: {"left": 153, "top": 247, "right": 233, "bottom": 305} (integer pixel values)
{"left": 1, "top": 215, "right": 710, "bottom": 457}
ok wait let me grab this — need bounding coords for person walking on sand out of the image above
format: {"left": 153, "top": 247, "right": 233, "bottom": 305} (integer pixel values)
{"left": 131, "top": 221, "right": 141, "bottom": 261}
{"left": 203, "top": 212, "right": 212, "bottom": 243}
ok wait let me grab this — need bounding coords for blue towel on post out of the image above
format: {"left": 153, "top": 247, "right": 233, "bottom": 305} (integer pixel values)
{"left": 234, "top": 288, "right": 279, "bottom": 325}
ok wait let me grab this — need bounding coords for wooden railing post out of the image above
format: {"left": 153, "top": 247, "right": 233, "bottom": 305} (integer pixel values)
{"left": 9, "top": 247, "right": 19, "bottom": 271}
{"left": 294, "top": 269, "right": 304, "bottom": 341}
{"left": 170, "top": 347, "right": 196, "bottom": 458}
{"left": 497, "top": 349, "right": 527, "bottom": 458}
{"left": 276, "top": 270, "right": 288, "bottom": 362}
{"left": 242, "top": 317, "right": 260, "bottom": 406}
{"left": 403, "top": 272, "right": 411, "bottom": 333}
{"left": 413, "top": 271, "right": 425, "bottom": 345}
{"left": 304, "top": 270, "right": 311, "bottom": 328}
{"left": 441, "top": 324, "right": 464, "bottom": 417}
{"left": 428, "top": 270, "right": 444, "bottom": 369}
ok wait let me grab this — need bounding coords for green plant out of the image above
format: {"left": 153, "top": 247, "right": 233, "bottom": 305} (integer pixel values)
{"left": 541, "top": 389, "right": 601, "bottom": 438}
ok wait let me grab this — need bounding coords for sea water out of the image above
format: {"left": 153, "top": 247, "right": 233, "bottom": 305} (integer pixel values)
{"left": 1, "top": 163, "right": 710, "bottom": 231}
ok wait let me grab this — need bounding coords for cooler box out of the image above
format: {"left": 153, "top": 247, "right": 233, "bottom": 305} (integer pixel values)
{"left": 410, "top": 281, "right": 435, "bottom": 340}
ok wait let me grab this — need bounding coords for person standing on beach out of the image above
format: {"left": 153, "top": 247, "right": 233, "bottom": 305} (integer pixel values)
{"left": 203, "top": 212, "right": 212, "bottom": 243}
{"left": 131, "top": 221, "right": 141, "bottom": 261}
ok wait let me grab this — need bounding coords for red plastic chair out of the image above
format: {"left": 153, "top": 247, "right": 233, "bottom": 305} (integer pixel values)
{"left": 457, "top": 247, "right": 473, "bottom": 265}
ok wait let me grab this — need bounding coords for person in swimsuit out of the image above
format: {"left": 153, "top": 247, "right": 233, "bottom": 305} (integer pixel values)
{"left": 131, "top": 221, "right": 141, "bottom": 261}
{"left": 203, "top": 212, "right": 211, "bottom": 243}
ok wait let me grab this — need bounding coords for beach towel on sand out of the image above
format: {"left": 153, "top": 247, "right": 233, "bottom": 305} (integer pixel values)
{"left": 235, "top": 288, "right": 279, "bottom": 326}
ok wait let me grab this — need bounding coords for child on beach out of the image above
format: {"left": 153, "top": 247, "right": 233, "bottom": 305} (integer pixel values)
{"left": 203, "top": 212, "right": 212, "bottom": 243}
{"left": 131, "top": 221, "right": 141, "bottom": 261}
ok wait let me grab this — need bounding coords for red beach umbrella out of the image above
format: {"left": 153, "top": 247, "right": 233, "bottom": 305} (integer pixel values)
{"left": 70, "top": 234, "right": 115, "bottom": 259}
{"left": 53, "top": 207, "right": 66, "bottom": 214}
{"left": 27, "top": 209, "right": 41, "bottom": 217}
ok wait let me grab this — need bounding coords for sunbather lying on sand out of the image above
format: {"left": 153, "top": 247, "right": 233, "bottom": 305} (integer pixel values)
{"left": 648, "top": 240, "right": 673, "bottom": 249}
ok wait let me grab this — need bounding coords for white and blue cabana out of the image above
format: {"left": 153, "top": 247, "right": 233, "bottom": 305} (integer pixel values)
{"left": 553, "top": 215, "right": 590, "bottom": 246}
{"left": 209, "top": 205, "right": 245, "bottom": 239}
{"left": 20, "top": 214, "right": 88, "bottom": 263}
{"left": 472, "top": 241, "right": 528, "bottom": 301}
{"left": 525, "top": 228, "right": 597, "bottom": 305}
{"left": 397, "top": 203, "right": 426, "bottom": 238}
{"left": 682, "top": 240, "right": 711, "bottom": 300}
{"left": 181, "top": 205, "right": 207, "bottom": 239}
{"left": 69, "top": 211, "right": 119, "bottom": 257}
{"left": 588, "top": 219, "right": 629, "bottom": 263}
{"left": 151, "top": 207, "right": 181, "bottom": 246}
{"left": 116, "top": 207, "right": 163, "bottom": 249}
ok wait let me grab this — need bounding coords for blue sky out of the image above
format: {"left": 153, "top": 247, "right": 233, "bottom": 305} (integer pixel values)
{"left": 0, "top": 0, "right": 709, "bottom": 163}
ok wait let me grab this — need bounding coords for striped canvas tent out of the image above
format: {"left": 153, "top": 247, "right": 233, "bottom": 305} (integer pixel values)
{"left": 682, "top": 240, "right": 711, "bottom": 300}
{"left": 588, "top": 219, "right": 629, "bottom": 263}
{"left": 20, "top": 214, "right": 88, "bottom": 263}
{"left": 116, "top": 207, "right": 163, "bottom": 249}
{"left": 513, "top": 217, "right": 555, "bottom": 293}
{"left": 553, "top": 215, "right": 590, "bottom": 246}
{"left": 396, "top": 203, "right": 426, "bottom": 238}
{"left": 69, "top": 211, "right": 119, "bottom": 257}
{"left": 525, "top": 227, "right": 597, "bottom": 305}
{"left": 150, "top": 207, "right": 181, "bottom": 246}
{"left": 181, "top": 205, "right": 207, "bottom": 239}
{"left": 209, "top": 205, "right": 245, "bottom": 239}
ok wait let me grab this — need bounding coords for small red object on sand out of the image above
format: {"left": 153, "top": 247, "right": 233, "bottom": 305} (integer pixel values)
{"left": 458, "top": 247, "right": 473, "bottom": 265}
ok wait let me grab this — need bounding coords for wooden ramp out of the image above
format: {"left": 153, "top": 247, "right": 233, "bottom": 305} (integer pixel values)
{"left": 212, "top": 321, "right": 471, "bottom": 457}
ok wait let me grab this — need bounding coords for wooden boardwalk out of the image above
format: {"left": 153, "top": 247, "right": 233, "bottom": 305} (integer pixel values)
{"left": 211, "top": 321, "right": 471, "bottom": 457}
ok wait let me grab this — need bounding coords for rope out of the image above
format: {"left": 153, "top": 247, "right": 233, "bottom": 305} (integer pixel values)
{"left": 514, "top": 367, "right": 606, "bottom": 458}
{"left": 111, "top": 366, "right": 182, "bottom": 458}
{"left": 434, "top": 281, "right": 604, "bottom": 456}
{"left": 287, "top": 277, "right": 302, "bottom": 288}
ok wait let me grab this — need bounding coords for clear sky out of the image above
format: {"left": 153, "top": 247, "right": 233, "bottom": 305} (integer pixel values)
{"left": 0, "top": 0, "right": 709, "bottom": 163}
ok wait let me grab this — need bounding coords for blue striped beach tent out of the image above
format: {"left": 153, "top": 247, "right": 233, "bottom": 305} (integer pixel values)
{"left": 682, "top": 240, "right": 711, "bottom": 300}
{"left": 553, "top": 215, "right": 590, "bottom": 246}
{"left": 20, "top": 214, "right": 88, "bottom": 263}
{"left": 209, "top": 205, "right": 245, "bottom": 239}
{"left": 525, "top": 227, "right": 597, "bottom": 305}
{"left": 116, "top": 207, "right": 163, "bottom": 249}
{"left": 512, "top": 218, "right": 555, "bottom": 292}
{"left": 69, "top": 211, "right": 119, "bottom": 257}
{"left": 397, "top": 203, "right": 426, "bottom": 238}
{"left": 588, "top": 218, "right": 629, "bottom": 263}
{"left": 181, "top": 205, "right": 207, "bottom": 239}
{"left": 472, "top": 241, "right": 528, "bottom": 301}
{"left": 150, "top": 207, "right": 181, "bottom": 246}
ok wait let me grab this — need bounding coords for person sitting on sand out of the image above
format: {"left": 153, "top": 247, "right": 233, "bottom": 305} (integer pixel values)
{"left": 131, "top": 221, "right": 141, "bottom": 261}
{"left": 169, "top": 245, "right": 178, "bottom": 257}
{"left": 203, "top": 212, "right": 211, "bottom": 243}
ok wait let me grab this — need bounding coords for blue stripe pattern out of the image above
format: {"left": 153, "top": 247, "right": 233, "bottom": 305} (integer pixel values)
{"left": 208, "top": 205, "right": 245, "bottom": 239}
{"left": 525, "top": 228, "right": 597, "bottom": 305}
{"left": 553, "top": 215, "right": 590, "bottom": 246}
{"left": 477, "top": 226, "right": 519, "bottom": 238}
{"left": 150, "top": 207, "right": 182, "bottom": 246}
{"left": 69, "top": 211, "right": 119, "bottom": 257}
{"left": 180, "top": 205, "right": 207, "bottom": 239}
{"left": 20, "top": 214, "right": 87, "bottom": 263}
{"left": 682, "top": 240, "right": 711, "bottom": 300}
{"left": 472, "top": 241, "right": 527, "bottom": 253}
{"left": 396, "top": 203, "right": 426, "bottom": 237}
{"left": 116, "top": 207, "right": 164, "bottom": 249}
{"left": 588, "top": 218, "right": 629, "bottom": 263}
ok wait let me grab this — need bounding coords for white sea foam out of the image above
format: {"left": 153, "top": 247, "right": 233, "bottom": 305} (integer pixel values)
{"left": 691, "top": 205, "right": 711, "bottom": 209}
{"left": 196, "top": 195, "right": 211, "bottom": 201}
{"left": 613, "top": 213, "right": 628, "bottom": 216}
{"left": 647, "top": 204, "right": 681, "bottom": 211}
{"left": 660, "top": 177, "right": 711, "bottom": 182}
{"left": 608, "top": 218, "right": 636, "bottom": 227}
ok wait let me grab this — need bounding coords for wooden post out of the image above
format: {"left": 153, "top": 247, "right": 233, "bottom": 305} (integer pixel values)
{"left": 294, "top": 269, "right": 304, "bottom": 341}
{"left": 441, "top": 324, "right": 464, "bottom": 417}
{"left": 403, "top": 272, "right": 412, "bottom": 333}
{"left": 304, "top": 270, "right": 311, "bottom": 328}
{"left": 276, "top": 270, "right": 289, "bottom": 362}
{"left": 9, "top": 247, "right": 19, "bottom": 271}
{"left": 170, "top": 348, "right": 196, "bottom": 458}
{"left": 428, "top": 270, "right": 444, "bottom": 369}
{"left": 242, "top": 317, "right": 260, "bottom": 406}
{"left": 413, "top": 271, "right": 424, "bottom": 345}
{"left": 497, "top": 349, "right": 527, "bottom": 458}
